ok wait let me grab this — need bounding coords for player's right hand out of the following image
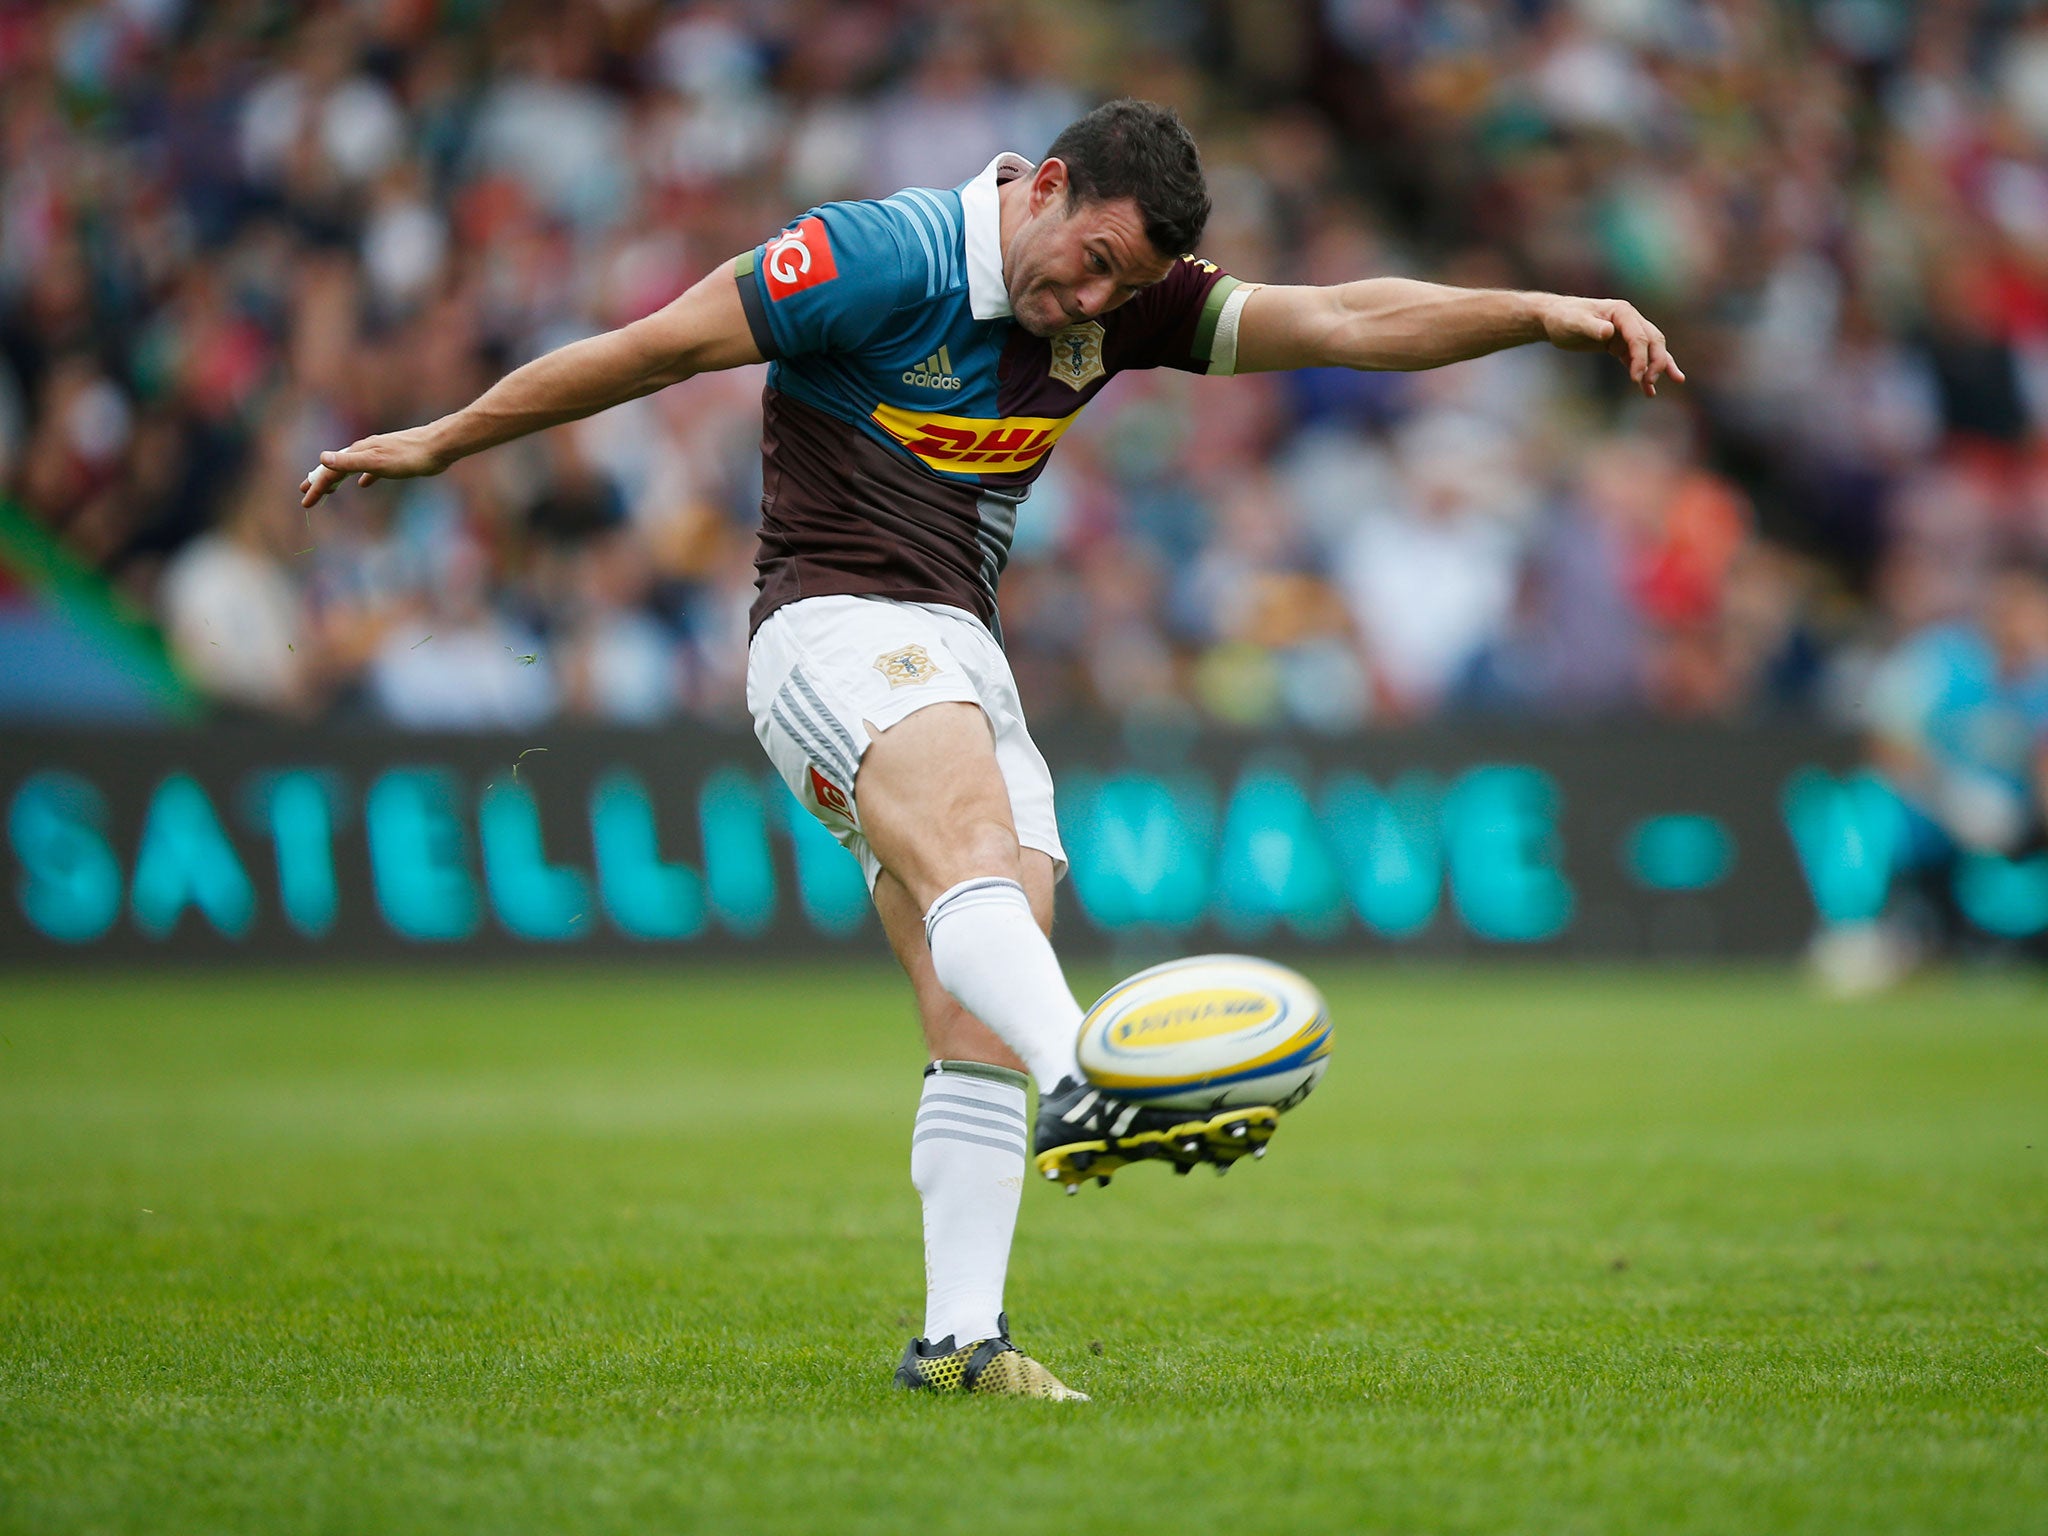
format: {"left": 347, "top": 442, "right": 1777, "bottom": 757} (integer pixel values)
{"left": 299, "top": 426, "right": 450, "bottom": 508}
{"left": 1538, "top": 295, "right": 1683, "bottom": 398}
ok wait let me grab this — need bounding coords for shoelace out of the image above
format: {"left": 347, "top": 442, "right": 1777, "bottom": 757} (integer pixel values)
{"left": 959, "top": 1336, "right": 1016, "bottom": 1388}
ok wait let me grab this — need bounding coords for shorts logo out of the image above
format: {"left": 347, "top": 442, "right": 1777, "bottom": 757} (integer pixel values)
{"left": 1049, "top": 320, "right": 1106, "bottom": 391}
{"left": 874, "top": 644, "right": 942, "bottom": 688}
{"left": 869, "top": 402, "right": 1079, "bottom": 473}
{"left": 808, "top": 765, "right": 855, "bottom": 822}
{"left": 763, "top": 217, "right": 838, "bottom": 299}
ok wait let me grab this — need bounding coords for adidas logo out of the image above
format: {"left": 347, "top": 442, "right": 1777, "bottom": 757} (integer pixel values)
{"left": 901, "top": 347, "right": 963, "bottom": 390}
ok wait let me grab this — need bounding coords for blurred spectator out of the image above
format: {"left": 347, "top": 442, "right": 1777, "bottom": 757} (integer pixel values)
{"left": 1814, "top": 555, "right": 2048, "bottom": 987}
{"left": 160, "top": 441, "right": 312, "bottom": 717}
{"left": 365, "top": 534, "right": 558, "bottom": 732}
{"left": 1865, "top": 559, "right": 2048, "bottom": 860}
{"left": 1335, "top": 410, "right": 1529, "bottom": 715}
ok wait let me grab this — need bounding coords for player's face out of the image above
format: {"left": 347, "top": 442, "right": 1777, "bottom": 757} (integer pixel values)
{"left": 1006, "top": 184, "right": 1174, "bottom": 338}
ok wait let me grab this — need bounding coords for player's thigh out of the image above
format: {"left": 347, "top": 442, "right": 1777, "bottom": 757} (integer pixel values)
{"left": 856, "top": 700, "right": 1023, "bottom": 909}
{"left": 876, "top": 850, "right": 1058, "bottom": 1066}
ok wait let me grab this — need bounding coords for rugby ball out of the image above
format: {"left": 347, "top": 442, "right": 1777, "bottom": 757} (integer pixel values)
{"left": 1077, "top": 954, "right": 1331, "bottom": 1112}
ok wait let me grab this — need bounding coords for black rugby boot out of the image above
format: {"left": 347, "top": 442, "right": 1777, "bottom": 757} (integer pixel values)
{"left": 1031, "top": 1077, "right": 1277, "bottom": 1191}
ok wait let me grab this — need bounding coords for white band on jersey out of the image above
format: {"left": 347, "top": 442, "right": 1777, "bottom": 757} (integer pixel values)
{"left": 1208, "top": 283, "right": 1260, "bottom": 377}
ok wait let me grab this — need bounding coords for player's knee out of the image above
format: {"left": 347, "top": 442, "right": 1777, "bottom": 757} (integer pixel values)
{"left": 1020, "top": 850, "right": 1058, "bottom": 938}
{"left": 952, "top": 814, "right": 1022, "bottom": 883}
{"left": 896, "top": 812, "right": 1023, "bottom": 908}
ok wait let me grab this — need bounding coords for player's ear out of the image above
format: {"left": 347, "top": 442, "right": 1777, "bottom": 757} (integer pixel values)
{"left": 1030, "top": 158, "right": 1070, "bottom": 216}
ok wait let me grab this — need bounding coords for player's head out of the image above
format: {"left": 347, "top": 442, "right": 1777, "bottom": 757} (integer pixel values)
{"left": 1004, "top": 99, "right": 1211, "bottom": 338}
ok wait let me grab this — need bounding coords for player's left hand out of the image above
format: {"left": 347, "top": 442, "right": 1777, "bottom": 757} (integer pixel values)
{"left": 1539, "top": 296, "right": 1684, "bottom": 397}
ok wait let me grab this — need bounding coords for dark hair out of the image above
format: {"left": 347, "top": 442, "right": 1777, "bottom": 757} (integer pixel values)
{"left": 1044, "top": 99, "right": 1210, "bottom": 257}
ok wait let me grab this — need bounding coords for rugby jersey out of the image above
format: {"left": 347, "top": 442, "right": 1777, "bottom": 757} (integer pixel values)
{"left": 734, "top": 152, "right": 1255, "bottom": 638}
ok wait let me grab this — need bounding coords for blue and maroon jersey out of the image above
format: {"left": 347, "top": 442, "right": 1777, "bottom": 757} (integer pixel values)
{"left": 734, "top": 153, "right": 1252, "bottom": 637}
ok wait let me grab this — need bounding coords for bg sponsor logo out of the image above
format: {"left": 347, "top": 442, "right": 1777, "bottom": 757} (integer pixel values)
{"left": 7, "top": 734, "right": 1968, "bottom": 960}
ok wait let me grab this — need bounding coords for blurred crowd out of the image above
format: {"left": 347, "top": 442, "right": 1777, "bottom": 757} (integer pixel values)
{"left": 5, "top": 0, "right": 2048, "bottom": 754}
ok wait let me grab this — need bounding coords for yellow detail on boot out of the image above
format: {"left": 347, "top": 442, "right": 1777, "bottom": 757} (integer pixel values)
{"left": 908, "top": 1340, "right": 1089, "bottom": 1400}
{"left": 970, "top": 1351, "right": 1089, "bottom": 1401}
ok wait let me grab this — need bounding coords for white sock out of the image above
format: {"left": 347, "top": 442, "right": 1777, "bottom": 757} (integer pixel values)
{"left": 912, "top": 1061, "right": 1029, "bottom": 1346}
{"left": 923, "top": 877, "right": 1083, "bottom": 1092}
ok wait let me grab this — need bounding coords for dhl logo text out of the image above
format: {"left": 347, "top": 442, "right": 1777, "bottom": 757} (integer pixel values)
{"left": 869, "top": 402, "right": 1078, "bottom": 472}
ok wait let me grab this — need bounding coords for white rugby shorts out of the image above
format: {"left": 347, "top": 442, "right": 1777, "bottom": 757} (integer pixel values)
{"left": 745, "top": 594, "right": 1068, "bottom": 890}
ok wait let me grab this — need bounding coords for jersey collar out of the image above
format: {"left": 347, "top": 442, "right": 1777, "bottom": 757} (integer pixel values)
{"left": 961, "top": 152, "right": 1033, "bottom": 321}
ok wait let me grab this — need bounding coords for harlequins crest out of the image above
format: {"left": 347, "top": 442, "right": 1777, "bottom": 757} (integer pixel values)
{"left": 874, "top": 643, "right": 943, "bottom": 688}
{"left": 1049, "top": 321, "right": 1106, "bottom": 391}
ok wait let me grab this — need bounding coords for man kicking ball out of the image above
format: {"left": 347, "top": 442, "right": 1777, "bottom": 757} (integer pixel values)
{"left": 301, "top": 99, "right": 1681, "bottom": 1400}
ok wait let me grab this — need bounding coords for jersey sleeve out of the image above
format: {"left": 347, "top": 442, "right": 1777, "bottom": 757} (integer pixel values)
{"left": 1110, "top": 255, "right": 1260, "bottom": 376}
{"left": 734, "top": 200, "right": 927, "bottom": 360}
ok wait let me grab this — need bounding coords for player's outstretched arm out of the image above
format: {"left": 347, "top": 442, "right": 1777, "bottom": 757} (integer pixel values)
{"left": 1232, "top": 279, "right": 1683, "bottom": 397}
{"left": 299, "top": 258, "right": 764, "bottom": 507}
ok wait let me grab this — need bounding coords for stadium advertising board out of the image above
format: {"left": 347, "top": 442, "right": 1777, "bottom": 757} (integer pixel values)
{"left": 6, "top": 722, "right": 2022, "bottom": 964}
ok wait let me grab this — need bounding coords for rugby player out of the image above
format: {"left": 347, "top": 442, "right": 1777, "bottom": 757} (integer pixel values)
{"left": 300, "top": 100, "right": 1681, "bottom": 1400}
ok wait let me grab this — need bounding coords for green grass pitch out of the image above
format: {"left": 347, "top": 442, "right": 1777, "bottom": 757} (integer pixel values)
{"left": 1, "top": 963, "right": 2044, "bottom": 1534}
